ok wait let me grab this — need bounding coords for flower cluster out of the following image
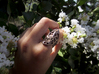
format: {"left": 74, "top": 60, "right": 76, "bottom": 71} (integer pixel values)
{"left": 58, "top": 11, "right": 86, "bottom": 49}
{"left": 82, "top": 20, "right": 99, "bottom": 60}
{"left": 0, "top": 26, "right": 19, "bottom": 68}
{"left": 58, "top": 11, "right": 99, "bottom": 60}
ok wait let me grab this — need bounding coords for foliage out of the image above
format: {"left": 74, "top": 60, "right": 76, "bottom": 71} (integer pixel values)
{"left": 0, "top": 0, "right": 99, "bottom": 74}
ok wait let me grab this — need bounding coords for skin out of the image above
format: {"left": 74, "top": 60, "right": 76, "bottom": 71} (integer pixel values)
{"left": 9, "top": 17, "right": 63, "bottom": 74}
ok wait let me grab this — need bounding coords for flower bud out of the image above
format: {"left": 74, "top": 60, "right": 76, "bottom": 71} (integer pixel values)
{"left": 59, "top": 24, "right": 62, "bottom": 28}
{"left": 81, "top": 34, "right": 86, "bottom": 37}
{"left": 72, "top": 25, "right": 76, "bottom": 29}
{"left": 74, "top": 35, "right": 77, "bottom": 38}
{"left": 70, "top": 28, "right": 74, "bottom": 33}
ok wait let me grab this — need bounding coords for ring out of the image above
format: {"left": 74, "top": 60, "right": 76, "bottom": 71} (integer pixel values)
{"left": 42, "top": 29, "right": 59, "bottom": 47}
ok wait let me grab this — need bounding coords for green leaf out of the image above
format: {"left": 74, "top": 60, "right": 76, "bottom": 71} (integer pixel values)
{"left": 69, "top": 48, "right": 77, "bottom": 56}
{"left": 32, "top": 4, "right": 38, "bottom": 11}
{"left": 37, "top": 1, "right": 52, "bottom": 14}
{"left": 53, "top": 67, "right": 62, "bottom": 73}
{"left": 41, "top": 1, "right": 52, "bottom": 11}
{"left": 16, "top": 0, "right": 25, "bottom": 16}
{"left": 7, "top": 0, "right": 11, "bottom": 16}
{"left": 0, "top": 12, "right": 8, "bottom": 27}
{"left": 22, "top": 12, "right": 35, "bottom": 21}
{"left": 68, "top": 10, "right": 74, "bottom": 17}
{"left": 7, "top": 24, "right": 19, "bottom": 36}
{"left": 95, "top": 67, "right": 99, "bottom": 74}
{"left": 58, "top": 50, "right": 63, "bottom": 57}
{"left": 0, "top": 21, "right": 7, "bottom": 27}
{"left": 22, "top": 12, "right": 35, "bottom": 26}
{"left": 7, "top": 0, "right": 18, "bottom": 18}
{"left": 34, "top": 15, "right": 41, "bottom": 23}
{"left": 77, "top": 0, "right": 88, "bottom": 6}
{"left": 68, "top": 0, "right": 75, "bottom": 4}
{"left": 68, "top": 56, "right": 75, "bottom": 69}
{"left": 54, "top": 55, "right": 69, "bottom": 67}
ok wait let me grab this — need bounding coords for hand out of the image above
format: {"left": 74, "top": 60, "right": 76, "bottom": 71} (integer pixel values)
{"left": 11, "top": 17, "right": 63, "bottom": 74}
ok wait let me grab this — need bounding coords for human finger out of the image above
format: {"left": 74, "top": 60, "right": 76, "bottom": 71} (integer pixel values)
{"left": 42, "top": 29, "right": 59, "bottom": 47}
{"left": 20, "top": 23, "right": 37, "bottom": 38}
{"left": 29, "top": 17, "right": 59, "bottom": 41}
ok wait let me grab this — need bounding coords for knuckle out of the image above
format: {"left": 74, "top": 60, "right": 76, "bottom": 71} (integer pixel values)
{"left": 41, "top": 17, "right": 49, "bottom": 21}
{"left": 41, "top": 17, "right": 50, "bottom": 25}
{"left": 17, "top": 39, "right": 28, "bottom": 52}
{"left": 18, "top": 38, "right": 29, "bottom": 51}
{"left": 20, "top": 28, "right": 30, "bottom": 38}
{"left": 35, "top": 54, "right": 44, "bottom": 61}
{"left": 33, "top": 45, "right": 48, "bottom": 61}
{"left": 33, "top": 52, "right": 44, "bottom": 61}
{"left": 21, "top": 41, "right": 29, "bottom": 50}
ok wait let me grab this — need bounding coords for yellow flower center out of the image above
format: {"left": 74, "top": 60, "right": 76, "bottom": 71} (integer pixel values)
{"left": 72, "top": 37, "right": 78, "bottom": 43}
{"left": 63, "top": 32, "right": 67, "bottom": 38}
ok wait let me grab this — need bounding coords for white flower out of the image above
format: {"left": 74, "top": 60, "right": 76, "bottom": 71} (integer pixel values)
{"left": 78, "top": 6, "right": 84, "bottom": 12}
{"left": 91, "top": 45, "right": 99, "bottom": 52}
{"left": 0, "top": 53, "right": 14, "bottom": 68}
{"left": 77, "top": 32, "right": 82, "bottom": 38}
{"left": 0, "top": 26, "right": 19, "bottom": 68}
{"left": 57, "top": 12, "right": 99, "bottom": 61}
{"left": 75, "top": 25, "right": 86, "bottom": 34}
{"left": 95, "top": 2, "right": 99, "bottom": 7}
{"left": 4, "top": 60, "right": 14, "bottom": 66}
{"left": 58, "top": 11, "right": 69, "bottom": 23}
{"left": 62, "top": 26, "right": 70, "bottom": 34}
{"left": 84, "top": 25, "right": 93, "bottom": 37}
{"left": 66, "top": 32, "right": 78, "bottom": 48}
{"left": 71, "top": 19, "right": 79, "bottom": 27}
{"left": 78, "top": 13, "right": 90, "bottom": 25}
{"left": 93, "top": 40, "right": 99, "bottom": 45}
{"left": 72, "top": 43, "right": 77, "bottom": 48}
{"left": 71, "top": 32, "right": 77, "bottom": 37}
{"left": 59, "top": 11, "right": 67, "bottom": 18}
{"left": 58, "top": 18, "right": 63, "bottom": 23}
{"left": 78, "top": 38, "right": 84, "bottom": 43}
{"left": 0, "top": 36, "right": 4, "bottom": 42}
{"left": 60, "top": 16, "right": 86, "bottom": 49}
{"left": 0, "top": 53, "right": 6, "bottom": 60}
{"left": 65, "top": 21, "right": 69, "bottom": 25}
{"left": 62, "top": 44, "right": 67, "bottom": 49}
{"left": 94, "top": 20, "right": 99, "bottom": 29}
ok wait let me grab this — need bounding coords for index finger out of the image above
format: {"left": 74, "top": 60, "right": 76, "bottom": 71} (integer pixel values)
{"left": 30, "top": 17, "right": 59, "bottom": 40}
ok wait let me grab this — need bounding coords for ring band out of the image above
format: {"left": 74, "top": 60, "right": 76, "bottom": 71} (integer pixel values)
{"left": 42, "top": 29, "right": 59, "bottom": 47}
